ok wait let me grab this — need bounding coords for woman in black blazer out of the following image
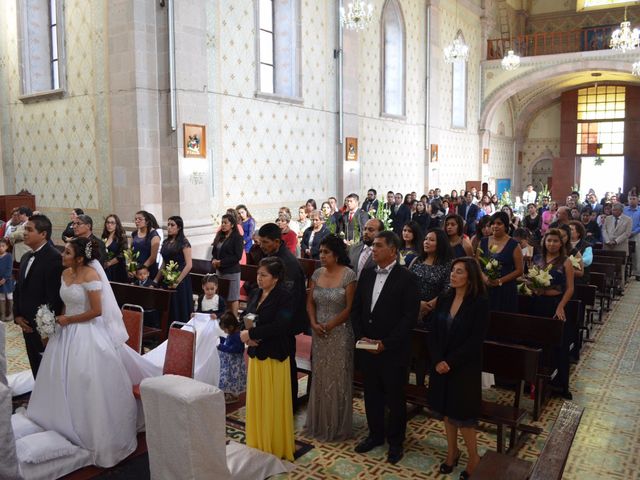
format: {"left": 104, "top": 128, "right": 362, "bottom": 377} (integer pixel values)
{"left": 428, "top": 257, "right": 489, "bottom": 480}
{"left": 300, "top": 211, "right": 329, "bottom": 259}
{"left": 239, "top": 257, "right": 295, "bottom": 461}
{"left": 211, "top": 213, "right": 244, "bottom": 316}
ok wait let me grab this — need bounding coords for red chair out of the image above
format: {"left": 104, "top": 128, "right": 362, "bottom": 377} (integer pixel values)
{"left": 122, "top": 304, "right": 144, "bottom": 354}
{"left": 133, "top": 321, "right": 196, "bottom": 398}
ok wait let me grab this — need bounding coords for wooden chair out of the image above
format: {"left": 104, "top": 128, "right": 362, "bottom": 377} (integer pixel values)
{"left": 133, "top": 321, "right": 197, "bottom": 399}
{"left": 122, "top": 303, "right": 144, "bottom": 354}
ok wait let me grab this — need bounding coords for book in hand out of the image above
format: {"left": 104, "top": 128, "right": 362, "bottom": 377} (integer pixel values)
{"left": 356, "top": 339, "right": 379, "bottom": 350}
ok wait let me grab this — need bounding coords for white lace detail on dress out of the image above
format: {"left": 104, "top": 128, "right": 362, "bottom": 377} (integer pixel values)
{"left": 82, "top": 280, "right": 103, "bottom": 291}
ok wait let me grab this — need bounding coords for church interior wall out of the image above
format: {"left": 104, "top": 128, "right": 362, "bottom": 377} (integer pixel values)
{"left": 520, "top": 102, "right": 561, "bottom": 190}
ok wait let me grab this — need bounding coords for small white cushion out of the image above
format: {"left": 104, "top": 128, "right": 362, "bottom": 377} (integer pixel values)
{"left": 11, "top": 412, "right": 44, "bottom": 440}
{"left": 16, "top": 431, "right": 79, "bottom": 464}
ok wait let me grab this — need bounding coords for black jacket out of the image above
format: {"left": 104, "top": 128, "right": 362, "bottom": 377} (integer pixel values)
{"left": 300, "top": 224, "right": 329, "bottom": 259}
{"left": 245, "top": 284, "right": 295, "bottom": 361}
{"left": 211, "top": 233, "right": 244, "bottom": 274}
{"left": 351, "top": 264, "right": 420, "bottom": 367}
{"left": 390, "top": 204, "right": 411, "bottom": 235}
{"left": 274, "top": 243, "right": 309, "bottom": 334}
{"left": 427, "top": 292, "right": 489, "bottom": 420}
{"left": 14, "top": 243, "right": 64, "bottom": 324}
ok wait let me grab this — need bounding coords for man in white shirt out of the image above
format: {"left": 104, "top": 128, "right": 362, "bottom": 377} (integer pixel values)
{"left": 522, "top": 184, "right": 537, "bottom": 205}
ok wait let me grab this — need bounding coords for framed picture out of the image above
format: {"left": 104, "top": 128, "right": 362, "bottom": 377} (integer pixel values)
{"left": 482, "top": 148, "right": 490, "bottom": 164}
{"left": 183, "top": 123, "right": 206, "bottom": 158}
{"left": 518, "top": 151, "right": 523, "bottom": 165}
{"left": 346, "top": 137, "right": 358, "bottom": 161}
{"left": 430, "top": 144, "right": 438, "bottom": 163}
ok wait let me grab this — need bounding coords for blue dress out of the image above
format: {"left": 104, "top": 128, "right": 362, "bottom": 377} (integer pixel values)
{"left": 0, "top": 254, "right": 14, "bottom": 294}
{"left": 131, "top": 230, "right": 160, "bottom": 279}
{"left": 480, "top": 237, "right": 519, "bottom": 313}
{"left": 160, "top": 238, "right": 193, "bottom": 323}
{"left": 104, "top": 239, "right": 128, "bottom": 283}
{"left": 242, "top": 218, "right": 256, "bottom": 253}
{"left": 452, "top": 242, "right": 467, "bottom": 259}
{"left": 217, "top": 331, "right": 247, "bottom": 395}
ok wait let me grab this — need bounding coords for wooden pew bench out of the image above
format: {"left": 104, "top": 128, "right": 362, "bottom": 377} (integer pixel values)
{"left": 471, "top": 401, "right": 584, "bottom": 480}
{"left": 588, "top": 271, "right": 611, "bottom": 318}
{"left": 589, "top": 263, "right": 618, "bottom": 307}
{"left": 110, "top": 282, "right": 174, "bottom": 342}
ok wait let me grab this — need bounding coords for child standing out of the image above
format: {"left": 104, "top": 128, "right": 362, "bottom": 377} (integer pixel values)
{"left": 217, "top": 312, "right": 246, "bottom": 403}
{"left": 196, "top": 274, "right": 226, "bottom": 319}
{"left": 133, "top": 265, "right": 152, "bottom": 287}
{"left": 0, "top": 239, "right": 14, "bottom": 322}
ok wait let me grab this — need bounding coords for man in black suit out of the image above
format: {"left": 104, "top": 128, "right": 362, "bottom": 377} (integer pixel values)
{"left": 390, "top": 192, "right": 411, "bottom": 236}
{"left": 348, "top": 218, "right": 383, "bottom": 280}
{"left": 340, "top": 193, "right": 371, "bottom": 243}
{"left": 258, "top": 223, "right": 308, "bottom": 410}
{"left": 457, "top": 192, "right": 480, "bottom": 236}
{"left": 361, "top": 189, "right": 379, "bottom": 216}
{"left": 351, "top": 231, "right": 420, "bottom": 464}
{"left": 14, "top": 215, "right": 64, "bottom": 377}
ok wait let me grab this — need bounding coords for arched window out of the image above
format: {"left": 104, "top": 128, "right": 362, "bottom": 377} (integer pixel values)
{"left": 257, "top": 0, "right": 301, "bottom": 99}
{"left": 381, "top": 0, "right": 405, "bottom": 116}
{"left": 451, "top": 30, "right": 468, "bottom": 129}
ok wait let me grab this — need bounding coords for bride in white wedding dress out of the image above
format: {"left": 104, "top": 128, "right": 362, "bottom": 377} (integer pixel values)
{"left": 27, "top": 238, "right": 138, "bottom": 468}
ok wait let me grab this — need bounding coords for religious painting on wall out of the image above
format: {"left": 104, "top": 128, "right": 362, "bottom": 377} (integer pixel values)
{"left": 346, "top": 137, "right": 358, "bottom": 161}
{"left": 183, "top": 124, "right": 206, "bottom": 158}
{"left": 430, "top": 144, "right": 438, "bottom": 163}
{"left": 482, "top": 148, "right": 490, "bottom": 164}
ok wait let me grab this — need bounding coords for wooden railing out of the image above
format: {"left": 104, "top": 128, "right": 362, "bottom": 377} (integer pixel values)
{"left": 487, "top": 25, "right": 616, "bottom": 60}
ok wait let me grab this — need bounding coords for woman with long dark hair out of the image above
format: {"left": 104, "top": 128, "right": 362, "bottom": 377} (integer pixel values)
{"left": 428, "top": 257, "right": 488, "bottom": 479}
{"left": 400, "top": 221, "right": 424, "bottom": 267}
{"left": 131, "top": 210, "right": 161, "bottom": 280}
{"left": 304, "top": 235, "right": 356, "bottom": 441}
{"left": 236, "top": 204, "right": 256, "bottom": 254}
{"left": 240, "top": 257, "right": 295, "bottom": 460}
{"left": 444, "top": 214, "right": 474, "bottom": 258}
{"left": 153, "top": 216, "right": 193, "bottom": 322}
{"left": 412, "top": 200, "right": 430, "bottom": 233}
{"left": 211, "top": 213, "right": 244, "bottom": 316}
{"left": 101, "top": 214, "right": 128, "bottom": 283}
{"left": 409, "top": 228, "right": 454, "bottom": 326}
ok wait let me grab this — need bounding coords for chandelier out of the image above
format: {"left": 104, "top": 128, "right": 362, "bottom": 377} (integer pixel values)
{"left": 340, "top": 0, "right": 374, "bottom": 31}
{"left": 610, "top": 7, "right": 640, "bottom": 52}
{"left": 444, "top": 35, "right": 469, "bottom": 63}
{"left": 633, "top": 60, "right": 640, "bottom": 76}
{"left": 501, "top": 49, "right": 521, "bottom": 70}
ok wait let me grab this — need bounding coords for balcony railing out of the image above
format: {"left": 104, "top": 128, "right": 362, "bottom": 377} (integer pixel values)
{"left": 487, "top": 25, "right": 616, "bottom": 60}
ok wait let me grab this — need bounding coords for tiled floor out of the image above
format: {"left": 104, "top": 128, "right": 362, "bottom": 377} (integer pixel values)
{"left": 5, "top": 282, "right": 640, "bottom": 479}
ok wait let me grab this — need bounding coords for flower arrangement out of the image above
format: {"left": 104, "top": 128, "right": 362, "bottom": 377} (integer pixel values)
{"left": 102, "top": 238, "right": 115, "bottom": 261}
{"left": 568, "top": 255, "right": 582, "bottom": 271}
{"left": 35, "top": 304, "right": 56, "bottom": 338}
{"left": 477, "top": 245, "right": 501, "bottom": 280}
{"left": 123, "top": 248, "right": 140, "bottom": 273}
{"left": 161, "top": 260, "right": 181, "bottom": 288}
{"left": 518, "top": 263, "right": 553, "bottom": 295}
{"left": 373, "top": 197, "right": 393, "bottom": 231}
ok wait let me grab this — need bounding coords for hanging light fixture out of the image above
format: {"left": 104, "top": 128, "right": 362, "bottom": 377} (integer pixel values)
{"left": 340, "top": 0, "right": 374, "bottom": 32}
{"left": 632, "top": 59, "right": 640, "bottom": 76}
{"left": 501, "top": 49, "right": 521, "bottom": 70}
{"left": 610, "top": 7, "right": 640, "bottom": 52}
{"left": 444, "top": 1, "right": 469, "bottom": 63}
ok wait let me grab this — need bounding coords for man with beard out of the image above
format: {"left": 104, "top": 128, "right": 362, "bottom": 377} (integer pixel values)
{"left": 349, "top": 218, "right": 384, "bottom": 279}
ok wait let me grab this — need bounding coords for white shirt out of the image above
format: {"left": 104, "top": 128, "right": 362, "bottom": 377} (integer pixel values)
{"left": 522, "top": 190, "right": 537, "bottom": 205}
{"left": 201, "top": 295, "right": 220, "bottom": 313}
{"left": 25, "top": 243, "right": 46, "bottom": 278}
{"left": 371, "top": 260, "right": 396, "bottom": 312}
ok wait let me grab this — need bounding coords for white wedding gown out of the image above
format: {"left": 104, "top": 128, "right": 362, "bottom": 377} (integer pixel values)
{"left": 27, "top": 280, "right": 138, "bottom": 468}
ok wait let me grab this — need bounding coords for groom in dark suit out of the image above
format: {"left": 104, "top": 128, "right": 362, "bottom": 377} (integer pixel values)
{"left": 351, "top": 230, "right": 420, "bottom": 464}
{"left": 13, "top": 215, "right": 63, "bottom": 377}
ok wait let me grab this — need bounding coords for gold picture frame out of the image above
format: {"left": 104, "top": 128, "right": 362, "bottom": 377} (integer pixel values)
{"left": 346, "top": 137, "right": 358, "bottom": 161}
{"left": 430, "top": 144, "right": 438, "bottom": 163}
{"left": 183, "top": 123, "right": 206, "bottom": 158}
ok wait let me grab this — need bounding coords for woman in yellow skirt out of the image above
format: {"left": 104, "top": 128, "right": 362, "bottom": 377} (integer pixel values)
{"left": 240, "top": 257, "right": 295, "bottom": 461}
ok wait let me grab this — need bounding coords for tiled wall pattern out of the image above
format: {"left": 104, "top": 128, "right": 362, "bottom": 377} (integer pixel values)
{"left": 0, "top": 0, "right": 110, "bottom": 225}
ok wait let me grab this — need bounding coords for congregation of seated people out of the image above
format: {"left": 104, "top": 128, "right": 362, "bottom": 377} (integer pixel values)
{"left": 3, "top": 183, "right": 639, "bottom": 478}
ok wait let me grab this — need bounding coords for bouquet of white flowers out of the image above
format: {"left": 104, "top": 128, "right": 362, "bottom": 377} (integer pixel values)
{"left": 568, "top": 254, "right": 582, "bottom": 271}
{"left": 477, "top": 245, "right": 501, "bottom": 280}
{"left": 35, "top": 304, "right": 56, "bottom": 338}
{"left": 161, "top": 260, "right": 181, "bottom": 288}
{"left": 524, "top": 264, "right": 554, "bottom": 292}
{"left": 123, "top": 248, "right": 140, "bottom": 273}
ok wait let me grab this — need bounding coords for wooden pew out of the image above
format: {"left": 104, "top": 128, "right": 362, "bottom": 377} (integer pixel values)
{"left": 593, "top": 253, "right": 626, "bottom": 291}
{"left": 574, "top": 284, "right": 597, "bottom": 341}
{"left": 488, "top": 311, "right": 564, "bottom": 420}
{"left": 110, "top": 282, "right": 174, "bottom": 342}
{"left": 297, "top": 257, "right": 321, "bottom": 282}
{"left": 589, "top": 263, "right": 618, "bottom": 307}
{"left": 472, "top": 401, "right": 584, "bottom": 480}
{"left": 588, "top": 271, "right": 610, "bottom": 318}
{"left": 189, "top": 272, "right": 230, "bottom": 299}
{"left": 191, "top": 258, "right": 214, "bottom": 275}
{"left": 594, "top": 249, "right": 630, "bottom": 281}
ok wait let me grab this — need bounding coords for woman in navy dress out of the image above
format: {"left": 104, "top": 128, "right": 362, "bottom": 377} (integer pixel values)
{"left": 478, "top": 212, "right": 523, "bottom": 313}
{"left": 236, "top": 204, "right": 256, "bottom": 254}
{"left": 101, "top": 214, "right": 128, "bottom": 283}
{"left": 153, "top": 216, "right": 193, "bottom": 323}
{"left": 445, "top": 214, "right": 473, "bottom": 259}
{"left": 529, "top": 228, "right": 575, "bottom": 399}
{"left": 131, "top": 210, "right": 161, "bottom": 280}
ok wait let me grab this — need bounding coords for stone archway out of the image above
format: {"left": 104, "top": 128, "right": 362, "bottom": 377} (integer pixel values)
{"left": 529, "top": 156, "right": 553, "bottom": 193}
